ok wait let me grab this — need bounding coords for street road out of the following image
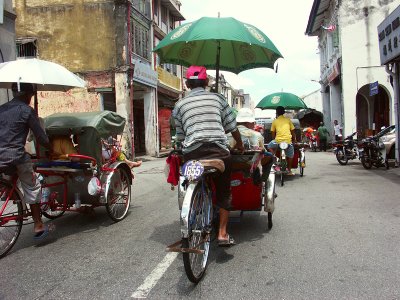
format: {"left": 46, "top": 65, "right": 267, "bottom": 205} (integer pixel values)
{"left": 1, "top": 151, "right": 400, "bottom": 300}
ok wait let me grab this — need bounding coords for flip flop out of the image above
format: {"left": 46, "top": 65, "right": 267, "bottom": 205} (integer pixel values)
{"left": 218, "top": 234, "right": 236, "bottom": 247}
{"left": 33, "top": 224, "right": 52, "bottom": 241}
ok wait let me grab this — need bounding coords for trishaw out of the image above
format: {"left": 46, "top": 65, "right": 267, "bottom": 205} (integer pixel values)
{"left": 166, "top": 149, "right": 276, "bottom": 283}
{"left": 0, "top": 111, "right": 132, "bottom": 258}
{"left": 263, "top": 119, "right": 306, "bottom": 186}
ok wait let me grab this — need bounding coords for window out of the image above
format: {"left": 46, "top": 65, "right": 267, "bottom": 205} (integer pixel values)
{"left": 169, "top": 14, "right": 175, "bottom": 29}
{"left": 154, "top": 0, "right": 159, "bottom": 16}
{"left": 131, "top": 19, "right": 150, "bottom": 60}
{"left": 161, "top": 6, "right": 167, "bottom": 24}
{"left": 132, "top": 0, "right": 150, "bottom": 18}
{"left": 16, "top": 38, "right": 37, "bottom": 58}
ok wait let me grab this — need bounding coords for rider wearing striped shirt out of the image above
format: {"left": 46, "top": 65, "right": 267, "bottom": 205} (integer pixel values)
{"left": 173, "top": 66, "right": 244, "bottom": 247}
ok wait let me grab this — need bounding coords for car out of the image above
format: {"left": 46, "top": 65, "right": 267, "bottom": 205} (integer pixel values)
{"left": 378, "top": 125, "right": 396, "bottom": 160}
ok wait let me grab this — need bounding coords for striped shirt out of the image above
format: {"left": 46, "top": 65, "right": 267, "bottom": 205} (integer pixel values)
{"left": 173, "top": 87, "right": 237, "bottom": 154}
{"left": 0, "top": 98, "right": 49, "bottom": 168}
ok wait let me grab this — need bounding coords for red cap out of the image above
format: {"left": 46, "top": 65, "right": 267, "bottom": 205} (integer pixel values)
{"left": 186, "top": 66, "right": 207, "bottom": 80}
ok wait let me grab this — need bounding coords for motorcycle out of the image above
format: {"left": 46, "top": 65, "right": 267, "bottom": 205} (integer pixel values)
{"left": 358, "top": 128, "right": 390, "bottom": 169}
{"left": 334, "top": 132, "right": 358, "bottom": 165}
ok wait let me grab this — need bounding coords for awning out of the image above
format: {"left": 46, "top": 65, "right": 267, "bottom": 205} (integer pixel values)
{"left": 305, "top": 0, "right": 331, "bottom": 36}
{"left": 160, "top": 0, "right": 185, "bottom": 21}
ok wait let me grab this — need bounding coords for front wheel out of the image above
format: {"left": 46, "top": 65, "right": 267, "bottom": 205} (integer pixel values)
{"left": 280, "top": 172, "right": 284, "bottom": 186}
{"left": 336, "top": 149, "right": 348, "bottom": 165}
{"left": 267, "top": 212, "right": 273, "bottom": 230}
{"left": 0, "top": 183, "right": 23, "bottom": 259}
{"left": 361, "top": 156, "right": 372, "bottom": 169}
{"left": 182, "top": 181, "right": 212, "bottom": 283}
{"left": 106, "top": 168, "right": 131, "bottom": 222}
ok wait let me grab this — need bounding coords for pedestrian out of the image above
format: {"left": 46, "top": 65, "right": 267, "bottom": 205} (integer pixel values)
{"left": 173, "top": 65, "right": 244, "bottom": 247}
{"left": 0, "top": 83, "right": 52, "bottom": 240}
{"left": 317, "top": 122, "right": 330, "bottom": 151}
{"left": 333, "top": 120, "right": 342, "bottom": 141}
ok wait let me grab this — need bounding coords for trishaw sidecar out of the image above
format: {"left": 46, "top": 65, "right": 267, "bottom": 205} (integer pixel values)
{"left": 175, "top": 150, "right": 276, "bottom": 230}
{"left": 34, "top": 111, "right": 133, "bottom": 222}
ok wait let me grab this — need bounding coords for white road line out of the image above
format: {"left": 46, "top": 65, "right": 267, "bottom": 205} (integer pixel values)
{"left": 131, "top": 252, "right": 179, "bottom": 299}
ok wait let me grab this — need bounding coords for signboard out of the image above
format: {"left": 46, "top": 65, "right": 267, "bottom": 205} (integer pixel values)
{"left": 369, "top": 81, "right": 379, "bottom": 96}
{"left": 132, "top": 58, "right": 158, "bottom": 88}
{"left": 378, "top": 5, "right": 400, "bottom": 65}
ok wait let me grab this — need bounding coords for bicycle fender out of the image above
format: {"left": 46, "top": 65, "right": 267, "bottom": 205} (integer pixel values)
{"left": 265, "top": 171, "right": 276, "bottom": 213}
{"left": 180, "top": 182, "right": 196, "bottom": 238}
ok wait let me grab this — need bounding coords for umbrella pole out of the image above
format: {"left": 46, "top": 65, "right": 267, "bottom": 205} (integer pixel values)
{"left": 215, "top": 42, "right": 221, "bottom": 93}
{"left": 33, "top": 91, "right": 41, "bottom": 158}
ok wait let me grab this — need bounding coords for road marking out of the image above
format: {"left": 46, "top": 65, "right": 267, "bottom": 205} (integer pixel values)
{"left": 131, "top": 252, "right": 178, "bottom": 299}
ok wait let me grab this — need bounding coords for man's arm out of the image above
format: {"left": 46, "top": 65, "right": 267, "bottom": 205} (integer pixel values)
{"left": 27, "top": 112, "right": 50, "bottom": 148}
{"left": 271, "top": 131, "right": 276, "bottom": 139}
{"left": 291, "top": 129, "right": 297, "bottom": 143}
{"left": 231, "top": 129, "right": 244, "bottom": 152}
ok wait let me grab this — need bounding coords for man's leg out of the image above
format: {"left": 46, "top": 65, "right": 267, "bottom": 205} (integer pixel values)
{"left": 16, "top": 161, "right": 44, "bottom": 233}
{"left": 218, "top": 208, "right": 229, "bottom": 240}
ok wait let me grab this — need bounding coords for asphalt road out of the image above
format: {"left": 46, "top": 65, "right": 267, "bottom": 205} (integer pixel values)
{"left": 1, "top": 151, "right": 399, "bottom": 300}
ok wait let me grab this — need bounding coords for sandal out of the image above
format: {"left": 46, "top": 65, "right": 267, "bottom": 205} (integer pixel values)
{"left": 217, "top": 234, "right": 236, "bottom": 247}
{"left": 33, "top": 224, "right": 55, "bottom": 241}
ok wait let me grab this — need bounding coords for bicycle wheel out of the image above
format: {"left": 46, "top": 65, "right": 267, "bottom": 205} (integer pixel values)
{"left": 106, "top": 168, "right": 131, "bottom": 222}
{"left": 182, "top": 180, "right": 213, "bottom": 283}
{"left": 0, "top": 182, "right": 23, "bottom": 258}
{"left": 336, "top": 149, "right": 348, "bottom": 165}
{"left": 41, "top": 208, "right": 65, "bottom": 220}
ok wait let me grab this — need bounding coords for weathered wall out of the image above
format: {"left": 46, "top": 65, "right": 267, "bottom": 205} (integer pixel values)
{"left": 13, "top": 0, "right": 125, "bottom": 72}
{"left": 339, "top": 0, "right": 397, "bottom": 135}
{"left": 37, "top": 89, "right": 100, "bottom": 117}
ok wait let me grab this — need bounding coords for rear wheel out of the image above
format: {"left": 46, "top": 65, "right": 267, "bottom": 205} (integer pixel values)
{"left": 0, "top": 182, "right": 23, "bottom": 259}
{"left": 280, "top": 173, "right": 284, "bottom": 186}
{"left": 361, "top": 156, "right": 372, "bottom": 169}
{"left": 183, "top": 181, "right": 212, "bottom": 283}
{"left": 336, "top": 149, "right": 348, "bottom": 165}
{"left": 267, "top": 212, "right": 273, "bottom": 230}
{"left": 106, "top": 168, "right": 131, "bottom": 222}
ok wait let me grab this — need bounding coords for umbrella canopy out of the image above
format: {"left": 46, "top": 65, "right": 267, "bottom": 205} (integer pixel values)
{"left": 153, "top": 17, "right": 283, "bottom": 90}
{"left": 0, "top": 58, "right": 86, "bottom": 91}
{"left": 256, "top": 92, "right": 308, "bottom": 110}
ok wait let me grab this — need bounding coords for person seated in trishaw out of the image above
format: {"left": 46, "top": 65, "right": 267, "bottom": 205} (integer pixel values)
{"left": 227, "top": 108, "right": 274, "bottom": 181}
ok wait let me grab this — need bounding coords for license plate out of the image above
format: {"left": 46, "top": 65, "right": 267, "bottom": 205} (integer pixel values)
{"left": 182, "top": 160, "right": 204, "bottom": 181}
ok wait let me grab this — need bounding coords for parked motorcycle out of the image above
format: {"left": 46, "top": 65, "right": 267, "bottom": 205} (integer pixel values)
{"left": 334, "top": 132, "right": 358, "bottom": 165}
{"left": 358, "top": 127, "right": 393, "bottom": 169}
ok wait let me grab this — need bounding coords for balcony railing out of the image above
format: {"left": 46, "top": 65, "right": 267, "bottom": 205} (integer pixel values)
{"left": 157, "top": 66, "right": 181, "bottom": 91}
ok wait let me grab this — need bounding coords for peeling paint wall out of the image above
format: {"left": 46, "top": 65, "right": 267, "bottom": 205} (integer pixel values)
{"left": 14, "top": 0, "right": 124, "bottom": 72}
{"left": 339, "top": 0, "right": 398, "bottom": 135}
{"left": 37, "top": 89, "right": 100, "bottom": 117}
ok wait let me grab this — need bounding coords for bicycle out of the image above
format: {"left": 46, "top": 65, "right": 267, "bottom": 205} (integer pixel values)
{"left": 167, "top": 156, "right": 224, "bottom": 283}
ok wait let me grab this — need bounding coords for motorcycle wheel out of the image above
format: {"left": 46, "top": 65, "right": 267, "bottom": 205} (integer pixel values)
{"left": 336, "top": 149, "right": 348, "bottom": 165}
{"left": 385, "top": 159, "right": 390, "bottom": 169}
{"left": 361, "top": 157, "right": 372, "bottom": 169}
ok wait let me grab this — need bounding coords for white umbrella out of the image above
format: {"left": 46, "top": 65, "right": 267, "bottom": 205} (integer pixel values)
{"left": 0, "top": 58, "right": 86, "bottom": 91}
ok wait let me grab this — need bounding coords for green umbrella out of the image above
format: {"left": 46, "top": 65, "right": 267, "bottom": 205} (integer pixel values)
{"left": 153, "top": 17, "right": 283, "bottom": 90}
{"left": 256, "top": 92, "right": 308, "bottom": 110}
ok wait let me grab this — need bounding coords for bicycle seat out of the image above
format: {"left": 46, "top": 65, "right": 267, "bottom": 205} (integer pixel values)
{"left": 198, "top": 159, "right": 225, "bottom": 173}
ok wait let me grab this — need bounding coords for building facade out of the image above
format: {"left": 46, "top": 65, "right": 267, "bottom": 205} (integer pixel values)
{"left": 0, "top": 0, "right": 16, "bottom": 105}
{"left": 306, "top": 0, "right": 398, "bottom": 138}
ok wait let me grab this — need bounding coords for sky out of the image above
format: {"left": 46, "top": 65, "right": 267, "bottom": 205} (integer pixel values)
{"left": 179, "top": 0, "right": 321, "bottom": 117}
